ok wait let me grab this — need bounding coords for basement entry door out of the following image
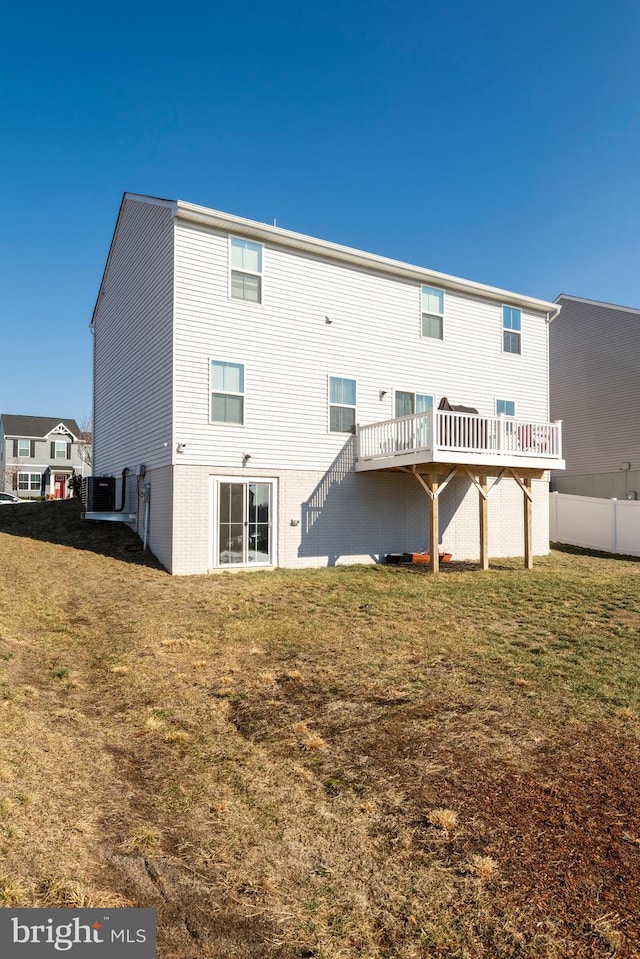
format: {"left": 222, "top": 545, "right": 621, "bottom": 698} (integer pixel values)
{"left": 212, "top": 479, "right": 277, "bottom": 568}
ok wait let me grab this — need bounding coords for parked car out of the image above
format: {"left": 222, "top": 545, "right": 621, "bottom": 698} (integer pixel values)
{"left": 0, "top": 492, "right": 33, "bottom": 505}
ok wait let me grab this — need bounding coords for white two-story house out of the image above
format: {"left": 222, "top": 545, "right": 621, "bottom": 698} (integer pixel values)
{"left": 0, "top": 415, "right": 89, "bottom": 499}
{"left": 90, "top": 193, "right": 564, "bottom": 575}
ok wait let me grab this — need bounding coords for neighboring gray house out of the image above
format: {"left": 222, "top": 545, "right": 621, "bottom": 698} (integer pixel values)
{"left": 0, "top": 415, "right": 90, "bottom": 499}
{"left": 550, "top": 295, "right": 640, "bottom": 500}
{"left": 90, "top": 193, "right": 564, "bottom": 575}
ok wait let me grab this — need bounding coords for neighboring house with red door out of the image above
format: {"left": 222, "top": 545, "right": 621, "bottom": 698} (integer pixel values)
{"left": 89, "top": 193, "right": 564, "bottom": 575}
{"left": 0, "top": 415, "right": 90, "bottom": 499}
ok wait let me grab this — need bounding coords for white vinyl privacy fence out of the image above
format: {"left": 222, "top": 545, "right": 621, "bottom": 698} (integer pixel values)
{"left": 550, "top": 492, "right": 640, "bottom": 556}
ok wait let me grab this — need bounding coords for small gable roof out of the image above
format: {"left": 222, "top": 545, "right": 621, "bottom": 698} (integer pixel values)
{"left": 1, "top": 414, "right": 81, "bottom": 440}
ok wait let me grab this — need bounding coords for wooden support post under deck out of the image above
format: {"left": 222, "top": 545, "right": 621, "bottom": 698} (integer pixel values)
{"left": 478, "top": 475, "right": 489, "bottom": 570}
{"left": 428, "top": 474, "right": 439, "bottom": 574}
{"left": 524, "top": 478, "right": 533, "bottom": 569}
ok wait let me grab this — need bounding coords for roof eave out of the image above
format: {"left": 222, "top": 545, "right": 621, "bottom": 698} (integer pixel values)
{"left": 555, "top": 292, "right": 640, "bottom": 315}
{"left": 176, "top": 199, "right": 560, "bottom": 317}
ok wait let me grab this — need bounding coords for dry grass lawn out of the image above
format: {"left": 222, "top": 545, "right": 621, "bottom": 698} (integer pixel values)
{"left": 0, "top": 500, "right": 639, "bottom": 958}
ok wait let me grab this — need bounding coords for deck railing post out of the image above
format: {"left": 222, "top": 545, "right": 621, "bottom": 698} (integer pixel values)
{"left": 498, "top": 413, "right": 505, "bottom": 454}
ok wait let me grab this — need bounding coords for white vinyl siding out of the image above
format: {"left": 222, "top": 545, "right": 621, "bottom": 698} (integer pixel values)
{"left": 173, "top": 221, "right": 550, "bottom": 473}
{"left": 92, "top": 197, "right": 175, "bottom": 475}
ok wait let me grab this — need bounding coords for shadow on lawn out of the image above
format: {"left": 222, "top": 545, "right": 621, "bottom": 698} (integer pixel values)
{"left": 0, "top": 498, "right": 165, "bottom": 570}
{"left": 552, "top": 541, "right": 640, "bottom": 563}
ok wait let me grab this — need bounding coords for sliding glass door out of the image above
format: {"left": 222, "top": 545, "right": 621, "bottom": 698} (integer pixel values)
{"left": 215, "top": 480, "right": 275, "bottom": 567}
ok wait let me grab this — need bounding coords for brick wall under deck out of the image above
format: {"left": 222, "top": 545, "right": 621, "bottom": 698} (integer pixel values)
{"left": 167, "top": 464, "right": 549, "bottom": 576}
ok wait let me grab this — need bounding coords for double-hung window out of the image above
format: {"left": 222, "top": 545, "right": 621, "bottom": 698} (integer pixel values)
{"left": 496, "top": 399, "right": 515, "bottom": 417}
{"left": 211, "top": 360, "right": 245, "bottom": 425}
{"left": 54, "top": 441, "right": 68, "bottom": 459}
{"left": 18, "top": 439, "right": 30, "bottom": 457}
{"left": 329, "top": 376, "right": 356, "bottom": 433}
{"left": 502, "top": 306, "right": 521, "bottom": 354}
{"left": 421, "top": 286, "right": 444, "bottom": 340}
{"left": 230, "top": 237, "right": 262, "bottom": 303}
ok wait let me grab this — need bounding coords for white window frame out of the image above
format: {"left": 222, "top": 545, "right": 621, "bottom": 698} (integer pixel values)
{"left": 394, "top": 390, "right": 435, "bottom": 418}
{"left": 502, "top": 305, "right": 522, "bottom": 355}
{"left": 18, "top": 472, "right": 41, "bottom": 491}
{"left": 54, "top": 440, "right": 68, "bottom": 459}
{"left": 421, "top": 286, "right": 445, "bottom": 341}
{"left": 210, "top": 358, "right": 246, "bottom": 426}
{"left": 495, "top": 398, "right": 516, "bottom": 417}
{"left": 328, "top": 374, "right": 357, "bottom": 434}
{"left": 18, "top": 439, "right": 30, "bottom": 457}
{"left": 229, "top": 236, "right": 263, "bottom": 304}
{"left": 209, "top": 476, "right": 278, "bottom": 570}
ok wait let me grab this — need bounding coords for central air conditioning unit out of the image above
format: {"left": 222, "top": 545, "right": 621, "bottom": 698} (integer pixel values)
{"left": 82, "top": 476, "right": 116, "bottom": 512}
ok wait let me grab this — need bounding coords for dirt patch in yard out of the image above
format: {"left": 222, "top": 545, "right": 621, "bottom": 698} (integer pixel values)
{"left": 453, "top": 733, "right": 640, "bottom": 956}
{"left": 231, "top": 685, "right": 640, "bottom": 957}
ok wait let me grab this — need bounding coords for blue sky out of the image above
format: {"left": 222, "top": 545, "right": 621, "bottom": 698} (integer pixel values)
{"left": 2, "top": 0, "right": 639, "bottom": 421}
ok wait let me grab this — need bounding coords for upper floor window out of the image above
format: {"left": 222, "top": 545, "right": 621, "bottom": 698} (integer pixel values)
{"left": 421, "top": 286, "right": 444, "bottom": 340}
{"left": 329, "top": 376, "right": 356, "bottom": 433}
{"left": 502, "top": 306, "right": 521, "bottom": 354}
{"left": 54, "top": 440, "right": 69, "bottom": 459}
{"left": 496, "top": 399, "right": 515, "bottom": 417}
{"left": 211, "top": 360, "right": 245, "bottom": 425}
{"left": 230, "top": 237, "right": 262, "bottom": 303}
{"left": 395, "top": 391, "right": 433, "bottom": 417}
{"left": 18, "top": 439, "right": 31, "bottom": 456}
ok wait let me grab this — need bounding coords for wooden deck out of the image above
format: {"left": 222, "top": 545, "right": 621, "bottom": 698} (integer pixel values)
{"left": 356, "top": 409, "right": 564, "bottom": 474}
{"left": 355, "top": 409, "right": 565, "bottom": 573}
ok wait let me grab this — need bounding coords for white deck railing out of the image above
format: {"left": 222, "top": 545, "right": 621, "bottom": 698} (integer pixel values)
{"left": 357, "top": 409, "right": 562, "bottom": 463}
